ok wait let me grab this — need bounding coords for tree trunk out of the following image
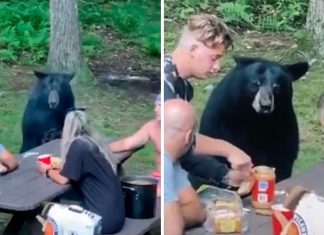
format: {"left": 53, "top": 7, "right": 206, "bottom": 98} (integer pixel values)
{"left": 306, "top": 0, "right": 324, "bottom": 58}
{"left": 48, "top": 0, "right": 81, "bottom": 80}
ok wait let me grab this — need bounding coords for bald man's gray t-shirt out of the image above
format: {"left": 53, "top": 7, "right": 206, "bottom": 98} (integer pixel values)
{"left": 0, "top": 144, "right": 4, "bottom": 154}
{"left": 164, "top": 152, "right": 191, "bottom": 203}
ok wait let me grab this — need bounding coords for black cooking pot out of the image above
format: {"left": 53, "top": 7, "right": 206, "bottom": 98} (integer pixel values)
{"left": 121, "top": 175, "right": 158, "bottom": 219}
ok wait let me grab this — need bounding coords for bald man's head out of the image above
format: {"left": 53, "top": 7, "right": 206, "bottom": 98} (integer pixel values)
{"left": 164, "top": 99, "right": 197, "bottom": 132}
{"left": 164, "top": 99, "right": 198, "bottom": 158}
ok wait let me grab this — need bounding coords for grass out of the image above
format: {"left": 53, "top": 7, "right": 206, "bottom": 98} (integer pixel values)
{"left": 165, "top": 21, "right": 324, "bottom": 176}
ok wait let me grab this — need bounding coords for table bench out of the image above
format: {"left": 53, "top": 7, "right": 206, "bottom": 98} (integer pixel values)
{"left": 0, "top": 138, "right": 160, "bottom": 235}
{"left": 106, "top": 198, "right": 161, "bottom": 235}
{"left": 186, "top": 163, "right": 324, "bottom": 235}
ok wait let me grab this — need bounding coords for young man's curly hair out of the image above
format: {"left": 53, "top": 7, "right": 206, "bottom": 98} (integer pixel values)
{"left": 183, "top": 14, "right": 234, "bottom": 49}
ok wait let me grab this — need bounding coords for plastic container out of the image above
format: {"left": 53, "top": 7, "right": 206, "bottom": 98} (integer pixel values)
{"left": 198, "top": 185, "right": 249, "bottom": 234}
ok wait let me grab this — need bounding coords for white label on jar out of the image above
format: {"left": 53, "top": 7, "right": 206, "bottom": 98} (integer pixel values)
{"left": 258, "top": 193, "right": 268, "bottom": 203}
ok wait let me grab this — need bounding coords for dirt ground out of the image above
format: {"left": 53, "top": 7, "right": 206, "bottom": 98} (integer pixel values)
{"left": 88, "top": 28, "right": 161, "bottom": 95}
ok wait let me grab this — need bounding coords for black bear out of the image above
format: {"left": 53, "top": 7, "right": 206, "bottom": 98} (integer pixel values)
{"left": 184, "top": 56, "right": 309, "bottom": 188}
{"left": 20, "top": 71, "right": 75, "bottom": 153}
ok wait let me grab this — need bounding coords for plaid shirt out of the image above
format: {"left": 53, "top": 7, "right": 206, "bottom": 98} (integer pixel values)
{"left": 164, "top": 55, "right": 193, "bottom": 102}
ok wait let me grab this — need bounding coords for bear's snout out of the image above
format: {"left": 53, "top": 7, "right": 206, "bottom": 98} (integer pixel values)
{"left": 48, "top": 90, "right": 59, "bottom": 109}
{"left": 260, "top": 93, "right": 272, "bottom": 110}
{"left": 252, "top": 87, "right": 274, "bottom": 114}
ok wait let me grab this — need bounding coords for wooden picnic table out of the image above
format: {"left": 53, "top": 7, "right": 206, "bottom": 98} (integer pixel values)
{"left": 0, "top": 138, "right": 160, "bottom": 235}
{"left": 186, "top": 163, "right": 324, "bottom": 235}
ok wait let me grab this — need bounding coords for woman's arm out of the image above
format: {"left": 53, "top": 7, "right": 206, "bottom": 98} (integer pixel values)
{"left": 47, "top": 169, "right": 70, "bottom": 185}
{"left": 36, "top": 162, "right": 70, "bottom": 185}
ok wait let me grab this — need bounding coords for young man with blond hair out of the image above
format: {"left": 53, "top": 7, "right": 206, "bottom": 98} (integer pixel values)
{"left": 164, "top": 14, "right": 253, "bottom": 189}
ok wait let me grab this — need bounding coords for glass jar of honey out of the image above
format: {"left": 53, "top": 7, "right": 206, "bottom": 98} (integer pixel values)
{"left": 251, "top": 166, "right": 276, "bottom": 210}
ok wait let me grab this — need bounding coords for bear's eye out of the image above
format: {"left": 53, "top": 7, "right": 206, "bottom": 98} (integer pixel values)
{"left": 249, "top": 81, "right": 260, "bottom": 93}
{"left": 273, "top": 84, "right": 280, "bottom": 94}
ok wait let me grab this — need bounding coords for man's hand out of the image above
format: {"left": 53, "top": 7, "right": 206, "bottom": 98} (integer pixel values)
{"left": 224, "top": 169, "right": 252, "bottom": 188}
{"left": 194, "top": 134, "right": 253, "bottom": 171}
{"left": 0, "top": 149, "right": 18, "bottom": 173}
{"left": 227, "top": 148, "right": 253, "bottom": 171}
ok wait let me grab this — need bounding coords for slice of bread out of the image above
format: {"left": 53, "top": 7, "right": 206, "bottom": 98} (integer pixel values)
{"left": 237, "top": 180, "right": 253, "bottom": 196}
{"left": 51, "top": 157, "right": 63, "bottom": 169}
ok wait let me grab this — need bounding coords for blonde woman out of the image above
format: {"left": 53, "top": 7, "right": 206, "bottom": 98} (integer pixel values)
{"left": 37, "top": 109, "right": 125, "bottom": 234}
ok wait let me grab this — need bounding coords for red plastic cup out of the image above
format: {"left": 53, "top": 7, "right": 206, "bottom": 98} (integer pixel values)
{"left": 149, "top": 171, "right": 161, "bottom": 197}
{"left": 149, "top": 171, "right": 161, "bottom": 179}
{"left": 38, "top": 154, "right": 52, "bottom": 165}
{"left": 271, "top": 204, "right": 294, "bottom": 235}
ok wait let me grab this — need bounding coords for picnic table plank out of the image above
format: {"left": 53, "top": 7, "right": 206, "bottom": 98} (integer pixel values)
{"left": 0, "top": 139, "right": 67, "bottom": 211}
{"left": 106, "top": 198, "right": 161, "bottom": 235}
{"left": 186, "top": 163, "right": 324, "bottom": 235}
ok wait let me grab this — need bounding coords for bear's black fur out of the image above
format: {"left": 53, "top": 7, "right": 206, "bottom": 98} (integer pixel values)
{"left": 184, "top": 56, "right": 309, "bottom": 187}
{"left": 20, "top": 71, "right": 75, "bottom": 153}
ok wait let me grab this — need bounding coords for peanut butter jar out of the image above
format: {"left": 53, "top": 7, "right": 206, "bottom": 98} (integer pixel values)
{"left": 251, "top": 166, "right": 276, "bottom": 210}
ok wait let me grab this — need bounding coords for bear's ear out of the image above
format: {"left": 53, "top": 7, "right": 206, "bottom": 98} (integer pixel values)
{"left": 34, "top": 71, "right": 48, "bottom": 80}
{"left": 63, "top": 73, "right": 75, "bottom": 82}
{"left": 233, "top": 56, "right": 257, "bottom": 66}
{"left": 284, "top": 62, "right": 309, "bottom": 81}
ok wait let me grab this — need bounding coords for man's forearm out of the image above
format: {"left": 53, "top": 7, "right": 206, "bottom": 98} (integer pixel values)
{"left": 180, "top": 201, "right": 206, "bottom": 228}
{"left": 165, "top": 203, "right": 185, "bottom": 235}
{"left": 194, "top": 133, "right": 236, "bottom": 158}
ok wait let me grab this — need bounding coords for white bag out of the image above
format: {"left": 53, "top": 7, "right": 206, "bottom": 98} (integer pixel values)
{"left": 293, "top": 193, "right": 324, "bottom": 235}
{"left": 36, "top": 203, "right": 102, "bottom": 235}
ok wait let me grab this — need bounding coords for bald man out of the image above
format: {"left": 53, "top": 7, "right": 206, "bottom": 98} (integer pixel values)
{"left": 164, "top": 99, "right": 250, "bottom": 235}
